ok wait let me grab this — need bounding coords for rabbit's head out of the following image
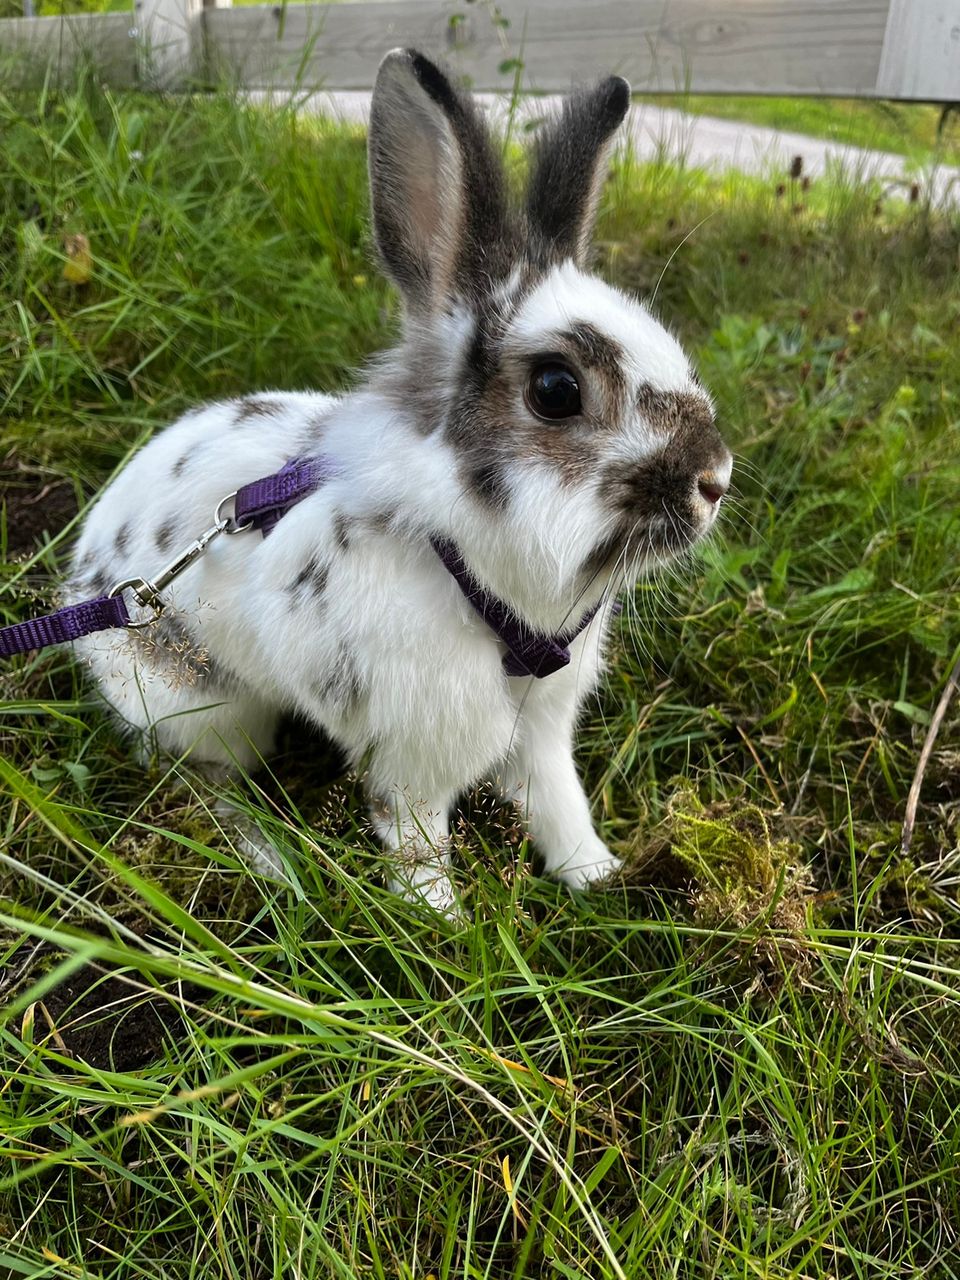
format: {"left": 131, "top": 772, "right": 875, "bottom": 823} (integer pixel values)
{"left": 368, "top": 50, "right": 731, "bottom": 626}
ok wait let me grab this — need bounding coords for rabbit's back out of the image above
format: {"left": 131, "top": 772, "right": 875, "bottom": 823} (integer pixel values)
{"left": 71, "top": 391, "right": 339, "bottom": 593}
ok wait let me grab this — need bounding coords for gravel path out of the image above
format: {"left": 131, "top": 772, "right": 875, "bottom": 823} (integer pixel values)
{"left": 281, "top": 90, "right": 960, "bottom": 208}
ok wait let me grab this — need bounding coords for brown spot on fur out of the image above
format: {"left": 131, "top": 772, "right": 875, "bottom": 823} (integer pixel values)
{"left": 155, "top": 520, "right": 176, "bottom": 554}
{"left": 558, "top": 322, "right": 626, "bottom": 404}
{"left": 332, "top": 514, "right": 351, "bottom": 551}
{"left": 172, "top": 452, "right": 191, "bottom": 478}
{"left": 236, "top": 398, "right": 281, "bottom": 423}
{"left": 600, "top": 404, "right": 729, "bottom": 558}
{"left": 288, "top": 557, "right": 328, "bottom": 600}
{"left": 114, "top": 523, "right": 131, "bottom": 555}
{"left": 72, "top": 551, "right": 111, "bottom": 597}
{"left": 637, "top": 386, "right": 714, "bottom": 438}
{"left": 369, "top": 338, "right": 454, "bottom": 437}
{"left": 366, "top": 508, "right": 397, "bottom": 533}
{"left": 524, "top": 425, "right": 597, "bottom": 486}
{"left": 312, "top": 649, "right": 362, "bottom": 714}
{"left": 466, "top": 460, "right": 510, "bottom": 507}
{"left": 451, "top": 342, "right": 599, "bottom": 497}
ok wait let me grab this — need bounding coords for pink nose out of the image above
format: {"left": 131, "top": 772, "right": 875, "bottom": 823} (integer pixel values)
{"left": 698, "top": 477, "right": 727, "bottom": 504}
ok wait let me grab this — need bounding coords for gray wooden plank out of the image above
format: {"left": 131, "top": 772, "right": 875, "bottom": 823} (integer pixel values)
{"left": 205, "top": 0, "right": 897, "bottom": 98}
{"left": 0, "top": 13, "right": 136, "bottom": 86}
{"left": 877, "top": 0, "right": 960, "bottom": 99}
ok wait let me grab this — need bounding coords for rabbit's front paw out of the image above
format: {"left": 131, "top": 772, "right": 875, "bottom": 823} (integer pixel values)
{"left": 388, "top": 860, "right": 467, "bottom": 921}
{"left": 550, "top": 837, "right": 623, "bottom": 891}
{"left": 214, "top": 797, "right": 293, "bottom": 885}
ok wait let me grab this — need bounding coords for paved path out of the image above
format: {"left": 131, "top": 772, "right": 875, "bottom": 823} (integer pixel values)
{"left": 279, "top": 90, "right": 960, "bottom": 208}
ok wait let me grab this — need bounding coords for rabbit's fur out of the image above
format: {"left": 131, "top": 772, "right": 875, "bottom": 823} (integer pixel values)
{"left": 68, "top": 50, "right": 731, "bottom": 913}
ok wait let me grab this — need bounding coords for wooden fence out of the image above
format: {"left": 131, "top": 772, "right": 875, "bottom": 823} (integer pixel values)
{"left": 1, "top": 0, "right": 958, "bottom": 101}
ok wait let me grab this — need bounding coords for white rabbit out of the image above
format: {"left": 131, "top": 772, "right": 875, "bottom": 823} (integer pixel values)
{"left": 67, "top": 49, "right": 731, "bottom": 914}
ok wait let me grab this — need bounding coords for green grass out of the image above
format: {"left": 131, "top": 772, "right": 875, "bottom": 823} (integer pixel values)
{"left": 636, "top": 93, "right": 960, "bottom": 168}
{"left": 1, "top": 78, "right": 960, "bottom": 1280}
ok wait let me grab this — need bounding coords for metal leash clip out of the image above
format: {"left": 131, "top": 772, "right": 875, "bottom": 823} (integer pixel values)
{"left": 108, "top": 492, "right": 254, "bottom": 629}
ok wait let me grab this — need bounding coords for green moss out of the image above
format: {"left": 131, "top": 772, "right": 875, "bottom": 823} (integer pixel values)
{"left": 664, "top": 786, "right": 816, "bottom": 987}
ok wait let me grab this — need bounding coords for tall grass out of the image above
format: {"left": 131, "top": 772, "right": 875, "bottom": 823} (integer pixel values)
{"left": 1, "top": 77, "right": 959, "bottom": 1279}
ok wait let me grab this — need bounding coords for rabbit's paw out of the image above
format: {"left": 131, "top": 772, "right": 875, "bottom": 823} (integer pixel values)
{"left": 238, "top": 827, "right": 291, "bottom": 884}
{"left": 551, "top": 838, "right": 623, "bottom": 891}
{"left": 214, "top": 797, "right": 292, "bottom": 885}
{"left": 388, "top": 860, "right": 467, "bottom": 921}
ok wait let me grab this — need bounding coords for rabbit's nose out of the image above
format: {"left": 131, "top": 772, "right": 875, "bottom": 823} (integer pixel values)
{"left": 697, "top": 475, "right": 727, "bottom": 504}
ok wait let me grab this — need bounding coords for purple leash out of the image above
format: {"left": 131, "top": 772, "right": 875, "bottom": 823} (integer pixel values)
{"left": 0, "top": 594, "right": 131, "bottom": 659}
{"left": 1, "top": 455, "right": 602, "bottom": 677}
{"left": 0, "top": 459, "right": 329, "bottom": 660}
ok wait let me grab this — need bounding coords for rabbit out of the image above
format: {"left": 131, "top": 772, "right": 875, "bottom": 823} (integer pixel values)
{"left": 67, "top": 49, "right": 732, "bottom": 915}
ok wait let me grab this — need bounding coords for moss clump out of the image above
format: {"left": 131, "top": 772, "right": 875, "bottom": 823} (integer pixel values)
{"left": 665, "top": 786, "right": 817, "bottom": 989}
{"left": 862, "top": 804, "right": 960, "bottom": 931}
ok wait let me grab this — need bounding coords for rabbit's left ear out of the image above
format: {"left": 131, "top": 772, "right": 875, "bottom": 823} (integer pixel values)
{"left": 369, "top": 49, "right": 510, "bottom": 314}
{"left": 526, "top": 76, "right": 631, "bottom": 268}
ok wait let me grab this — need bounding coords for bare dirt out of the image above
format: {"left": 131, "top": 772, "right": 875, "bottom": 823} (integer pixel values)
{"left": 40, "top": 959, "right": 194, "bottom": 1070}
{"left": 1, "top": 450, "right": 79, "bottom": 556}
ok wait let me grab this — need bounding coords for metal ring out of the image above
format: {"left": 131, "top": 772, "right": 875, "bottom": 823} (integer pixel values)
{"left": 108, "top": 578, "right": 163, "bottom": 630}
{"left": 214, "top": 491, "right": 254, "bottom": 535}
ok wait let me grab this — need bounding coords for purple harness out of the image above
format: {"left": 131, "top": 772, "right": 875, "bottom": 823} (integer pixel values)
{"left": 0, "top": 457, "right": 599, "bottom": 678}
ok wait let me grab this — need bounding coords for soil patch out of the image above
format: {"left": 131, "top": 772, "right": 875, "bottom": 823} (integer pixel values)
{"left": 39, "top": 957, "right": 196, "bottom": 1071}
{"left": 1, "top": 450, "right": 79, "bottom": 556}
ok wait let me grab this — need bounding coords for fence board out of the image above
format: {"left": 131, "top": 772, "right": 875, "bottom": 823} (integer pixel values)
{"left": 0, "top": 12, "right": 135, "bottom": 86}
{"left": 877, "top": 0, "right": 960, "bottom": 99}
{"left": 205, "top": 0, "right": 901, "bottom": 98}
{"left": 3, "top": 1, "right": 960, "bottom": 102}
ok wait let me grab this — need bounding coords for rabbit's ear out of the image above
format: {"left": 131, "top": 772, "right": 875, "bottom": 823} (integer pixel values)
{"left": 526, "top": 77, "right": 630, "bottom": 268}
{"left": 369, "top": 48, "right": 510, "bottom": 314}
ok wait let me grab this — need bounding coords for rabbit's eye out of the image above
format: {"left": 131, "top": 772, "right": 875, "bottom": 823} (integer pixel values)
{"left": 526, "top": 363, "right": 582, "bottom": 421}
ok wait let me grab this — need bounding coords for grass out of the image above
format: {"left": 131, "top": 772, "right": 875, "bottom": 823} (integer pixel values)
{"left": 1, "top": 76, "right": 960, "bottom": 1280}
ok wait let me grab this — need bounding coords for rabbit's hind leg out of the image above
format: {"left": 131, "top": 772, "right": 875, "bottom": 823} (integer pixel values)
{"left": 78, "top": 626, "right": 279, "bottom": 774}
{"left": 81, "top": 629, "right": 291, "bottom": 879}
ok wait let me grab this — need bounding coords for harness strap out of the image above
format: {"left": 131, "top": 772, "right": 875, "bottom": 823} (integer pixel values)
{"left": 430, "top": 537, "right": 598, "bottom": 678}
{"left": 233, "top": 456, "right": 338, "bottom": 535}
{"left": 233, "top": 460, "right": 602, "bottom": 676}
{"left": 2, "top": 454, "right": 604, "bottom": 676}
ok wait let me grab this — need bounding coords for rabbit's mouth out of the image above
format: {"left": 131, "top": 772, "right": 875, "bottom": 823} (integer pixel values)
{"left": 642, "top": 512, "right": 712, "bottom": 561}
{"left": 584, "top": 511, "right": 710, "bottom": 581}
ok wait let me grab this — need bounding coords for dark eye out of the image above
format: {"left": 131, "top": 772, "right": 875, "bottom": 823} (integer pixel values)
{"left": 526, "top": 362, "right": 581, "bottom": 421}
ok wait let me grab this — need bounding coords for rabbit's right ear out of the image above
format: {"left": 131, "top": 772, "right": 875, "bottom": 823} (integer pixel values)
{"left": 369, "top": 49, "right": 510, "bottom": 315}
